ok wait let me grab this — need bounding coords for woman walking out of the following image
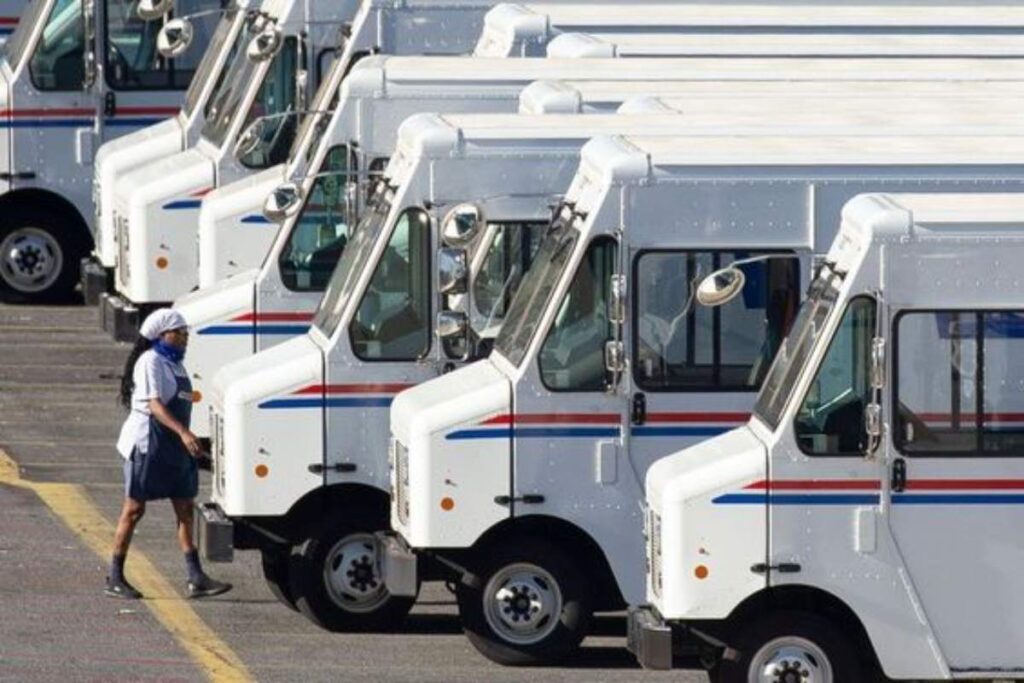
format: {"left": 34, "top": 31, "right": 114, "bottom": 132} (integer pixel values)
{"left": 107, "top": 309, "right": 231, "bottom": 600}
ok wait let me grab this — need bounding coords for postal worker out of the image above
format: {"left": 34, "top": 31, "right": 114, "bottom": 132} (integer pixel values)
{"left": 106, "top": 308, "right": 231, "bottom": 600}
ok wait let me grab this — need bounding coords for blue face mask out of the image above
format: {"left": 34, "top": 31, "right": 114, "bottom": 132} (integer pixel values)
{"left": 153, "top": 339, "right": 185, "bottom": 363}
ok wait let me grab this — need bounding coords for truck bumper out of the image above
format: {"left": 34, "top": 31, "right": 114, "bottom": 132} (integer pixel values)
{"left": 79, "top": 256, "right": 111, "bottom": 306}
{"left": 195, "top": 502, "right": 234, "bottom": 563}
{"left": 99, "top": 292, "right": 140, "bottom": 342}
{"left": 627, "top": 605, "right": 674, "bottom": 670}
{"left": 375, "top": 531, "right": 418, "bottom": 598}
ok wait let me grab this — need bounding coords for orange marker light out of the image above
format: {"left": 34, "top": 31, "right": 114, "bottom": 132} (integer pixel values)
{"left": 694, "top": 565, "right": 709, "bottom": 580}
{"left": 191, "top": 390, "right": 203, "bottom": 403}
{"left": 156, "top": 257, "right": 169, "bottom": 269}
{"left": 255, "top": 464, "right": 269, "bottom": 478}
{"left": 440, "top": 497, "right": 455, "bottom": 511}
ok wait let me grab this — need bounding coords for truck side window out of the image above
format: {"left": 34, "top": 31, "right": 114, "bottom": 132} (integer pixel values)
{"left": 634, "top": 251, "right": 799, "bottom": 391}
{"left": 238, "top": 37, "right": 298, "bottom": 169}
{"left": 795, "top": 296, "right": 876, "bottom": 455}
{"left": 539, "top": 236, "right": 617, "bottom": 391}
{"left": 104, "top": 0, "right": 217, "bottom": 90}
{"left": 30, "top": 0, "right": 86, "bottom": 91}
{"left": 895, "top": 310, "right": 1024, "bottom": 456}
{"left": 279, "top": 145, "right": 355, "bottom": 292}
{"left": 349, "top": 208, "right": 431, "bottom": 361}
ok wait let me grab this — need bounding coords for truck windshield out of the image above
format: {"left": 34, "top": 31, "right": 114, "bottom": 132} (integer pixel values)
{"left": 182, "top": 6, "right": 240, "bottom": 118}
{"left": 493, "top": 205, "right": 580, "bottom": 368}
{"left": 311, "top": 179, "right": 395, "bottom": 338}
{"left": 288, "top": 47, "right": 346, "bottom": 166}
{"left": 752, "top": 265, "right": 844, "bottom": 430}
{"left": 3, "top": 0, "right": 49, "bottom": 69}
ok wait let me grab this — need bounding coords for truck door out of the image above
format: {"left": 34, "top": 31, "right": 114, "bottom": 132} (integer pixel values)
{"left": 630, "top": 250, "right": 801, "bottom": 497}
{"left": 887, "top": 309, "right": 1024, "bottom": 671}
{"left": 99, "top": 0, "right": 217, "bottom": 141}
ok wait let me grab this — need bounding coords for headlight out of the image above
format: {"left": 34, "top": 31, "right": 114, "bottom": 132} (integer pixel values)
{"left": 392, "top": 439, "right": 409, "bottom": 525}
{"left": 647, "top": 509, "right": 663, "bottom": 597}
{"left": 211, "top": 409, "right": 225, "bottom": 495}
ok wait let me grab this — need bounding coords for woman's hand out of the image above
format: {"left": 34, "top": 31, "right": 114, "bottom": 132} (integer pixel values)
{"left": 178, "top": 429, "right": 203, "bottom": 458}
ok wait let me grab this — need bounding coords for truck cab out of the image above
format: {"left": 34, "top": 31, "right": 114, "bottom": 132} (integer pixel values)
{"left": 82, "top": 0, "right": 254, "bottom": 305}
{"left": 382, "top": 132, "right": 1024, "bottom": 666}
{"left": 631, "top": 192, "right": 1024, "bottom": 682}
{"left": 104, "top": 0, "right": 358, "bottom": 324}
{"left": 0, "top": 0, "right": 220, "bottom": 301}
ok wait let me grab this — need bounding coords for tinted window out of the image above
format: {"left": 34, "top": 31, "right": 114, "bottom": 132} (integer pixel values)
{"left": 238, "top": 37, "right": 298, "bottom": 168}
{"left": 30, "top": 0, "right": 85, "bottom": 91}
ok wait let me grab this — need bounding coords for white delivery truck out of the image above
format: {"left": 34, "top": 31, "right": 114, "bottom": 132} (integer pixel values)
{"left": 629, "top": 192, "right": 1024, "bottom": 682}
{"left": 475, "top": 0, "right": 1024, "bottom": 57}
{"left": 182, "top": 58, "right": 1024, "bottom": 444}
{"left": 381, "top": 133, "right": 1024, "bottom": 665}
{"left": 90, "top": 0, "right": 504, "bottom": 313}
{"left": 197, "top": 112, "right": 774, "bottom": 633}
{"left": 83, "top": 0, "right": 256, "bottom": 305}
{"left": 0, "top": 0, "right": 221, "bottom": 301}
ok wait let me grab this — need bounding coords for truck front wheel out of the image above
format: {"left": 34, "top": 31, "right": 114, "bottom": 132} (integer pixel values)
{"left": 0, "top": 207, "right": 87, "bottom": 302}
{"left": 261, "top": 549, "right": 298, "bottom": 612}
{"left": 288, "top": 517, "right": 417, "bottom": 632}
{"left": 456, "top": 538, "right": 592, "bottom": 666}
{"left": 712, "top": 610, "right": 863, "bottom": 683}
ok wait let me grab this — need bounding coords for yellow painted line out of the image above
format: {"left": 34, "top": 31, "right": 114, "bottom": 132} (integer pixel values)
{"left": 0, "top": 450, "right": 252, "bottom": 683}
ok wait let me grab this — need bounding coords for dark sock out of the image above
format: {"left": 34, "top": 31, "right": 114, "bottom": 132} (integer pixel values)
{"left": 110, "top": 553, "right": 126, "bottom": 583}
{"left": 185, "top": 549, "right": 204, "bottom": 584}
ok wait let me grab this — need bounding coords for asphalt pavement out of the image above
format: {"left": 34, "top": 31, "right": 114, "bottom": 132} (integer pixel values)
{"left": 0, "top": 301, "right": 706, "bottom": 682}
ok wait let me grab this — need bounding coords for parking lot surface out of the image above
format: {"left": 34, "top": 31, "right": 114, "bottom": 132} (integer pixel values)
{"left": 0, "top": 302, "right": 705, "bottom": 682}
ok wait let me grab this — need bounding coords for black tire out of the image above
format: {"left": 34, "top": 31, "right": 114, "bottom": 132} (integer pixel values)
{"left": 0, "top": 205, "right": 89, "bottom": 303}
{"left": 456, "top": 538, "right": 592, "bottom": 666}
{"left": 261, "top": 549, "right": 298, "bottom": 612}
{"left": 287, "top": 515, "right": 417, "bottom": 632}
{"left": 711, "top": 610, "right": 863, "bottom": 683}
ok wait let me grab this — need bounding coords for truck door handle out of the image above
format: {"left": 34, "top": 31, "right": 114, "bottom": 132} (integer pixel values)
{"left": 494, "top": 494, "right": 545, "bottom": 505}
{"left": 308, "top": 463, "right": 357, "bottom": 474}
{"left": 891, "top": 458, "right": 907, "bottom": 493}
{"left": 750, "top": 562, "right": 801, "bottom": 575}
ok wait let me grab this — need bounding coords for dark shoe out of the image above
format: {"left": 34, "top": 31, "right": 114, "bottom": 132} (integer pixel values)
{"left": 105, "top": 576, "right": 143, "bottom": 600}
{"left": 187, "top": 574, "right": 232, "bottom": 599}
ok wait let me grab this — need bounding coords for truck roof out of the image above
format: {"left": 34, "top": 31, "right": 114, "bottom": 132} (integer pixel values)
{"left": 357, "top": 55, "right": 1024, "bottom": 85}
{"left": 508, "top": 2, "right": 1024, "bottom": 28}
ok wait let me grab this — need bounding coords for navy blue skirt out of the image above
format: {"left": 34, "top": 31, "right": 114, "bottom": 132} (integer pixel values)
{"left": 123, "top": 448, "right": 198, "bottom": 501}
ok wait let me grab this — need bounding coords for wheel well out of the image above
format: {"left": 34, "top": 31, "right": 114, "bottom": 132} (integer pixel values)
{"left": 0, "top": 189, "right": 92, "bottom": 248}
{"left": 720, "top": 584, "right": 881, "bottom": 672}
{"left": 471, "top": 515, "right": 626, "bottom": 611}
{"left": 244, "top": 484, "right": 389, "bottom": 547}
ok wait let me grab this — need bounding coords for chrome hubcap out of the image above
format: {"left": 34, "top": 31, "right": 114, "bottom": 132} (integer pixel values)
{"left": 0, "top": 227, "right": 62, "bottom": 293}
{"left": 750, "top": 638, "right": 833, "bottom": 683}
{"left": 483, "top": 563, "right": 562, "bottom": 646}
{"left": 322, "top": 532, "right": 388, "bottom": 613}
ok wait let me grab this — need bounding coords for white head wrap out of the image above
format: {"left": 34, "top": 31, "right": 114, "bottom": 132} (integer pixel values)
{"left": 140, "top": 308, "right": 188, "bottom": 341}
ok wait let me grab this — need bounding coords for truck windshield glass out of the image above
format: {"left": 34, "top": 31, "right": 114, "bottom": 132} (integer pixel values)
{"left": 29, "top": 0, "right": 85, "bottom": 90}
{"left": 493, "top": 206, "right": 580, "bottom": 368}
{"left": 753, "top": 266, "right": 844, "bottom": 430}
{"left": 4, "top": 0, "right": 49, "bottom": 69}
{"left": 279, "top": 145, "right": 355, "bottom": 291}
{"left": 183, "top": 6, "right": 239, "bottom": 116}
{"left": 200, "top": 21, "right": 261, "bottom": 146}
{"left": 237, "top": 37, "right": 298, "bottom": 168}
{"left": 312, "top": 180, "right": 395, "bottom": 338}
{"left": 290, "top": 53, "right": 343, "bottom": 165}
{"left": 794, "top": 296, "right": 876, "bottom": 455}
{"left": 470, "top": 222, "right": 544, "bottom": 339}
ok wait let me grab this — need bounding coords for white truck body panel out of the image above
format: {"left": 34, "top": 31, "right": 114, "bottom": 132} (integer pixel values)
{"left": 648, "top": 191, "right": 1024, "bottom": 679}
{"left": 392, "top": 132, "right": 1024, "bottom": 609}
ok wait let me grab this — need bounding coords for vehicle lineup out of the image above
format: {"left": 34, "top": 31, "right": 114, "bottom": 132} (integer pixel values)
{"left": 5, "top": 0, "right": 1024, "bottom": 680}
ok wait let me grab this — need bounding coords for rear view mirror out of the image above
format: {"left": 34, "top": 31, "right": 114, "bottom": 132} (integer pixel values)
{"left": 604, "top": 340, "right": 625, "bottom": 375}
{"left": 438, "top": 248, "right": 468, "bottom": 295}
{"left": 608, "top": 274, "right": 625, "bottom": 323}
{"left": 157, "top": 17, "right": 194, "bottom": 58}
{"left": 248, "top": 24, "right": 283, "bottom": 62}
{"left": 235, "top": 117, "right": 267, "bottom": 160}
{"left": 696, "top": 267, "right": 745, "bottom": 307}
{"left": 865, "top": 403, "right": 882, "bottom": 440}
{"left": 436, "top": 311, "right": 468, "bottom": 339}
{"left": 263, "top": 182, "right": 302, "bottom": 222}
{"left": 137, "top": 0, "right": 173, "bottom": 20}
{"left": 870, "top": 337, "right": 886, "bottom": 390}
{"left": 441, "top": 203, "right": 484, "bottom": 247}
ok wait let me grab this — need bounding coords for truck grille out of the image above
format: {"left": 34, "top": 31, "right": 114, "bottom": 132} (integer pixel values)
{"left": 647, "top": 510, "right": 663, "bottom": 598}
{"left": 115, "top": 212, "right": 130, "bottom": 286}
{"left": 392, "top": 439, "right": 409, "bottom": 525}
{"left": 211, "top": 409, "right": 225, "bottom": 496}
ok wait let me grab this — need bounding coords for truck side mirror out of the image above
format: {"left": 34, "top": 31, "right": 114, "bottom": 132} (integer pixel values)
{"left": 441, "top": 204, "right": 484, "bottom": 247}
{"left": 137, "top": 0, "right": 173, "bottom": 20}
{"left": 604, "top": 340, "right": 625, "bottom": 375}
{"left": 248, "top": 24, "right": 283, "bottom": 62}
{"left": 82, "top": 0, "right": 96, "bottom": 88}
{"left": 235, "top": 117, "right": 267, "bottom": 160}
{"left": 608, "top": 274, "right": 625, "bottom": 324}
{"left": 864, "top": 403, "right": 882, "bottom": 440}
{"left": 696, "top": 266, "right": 745, "bottom": 307}
{"left": 157, "top": 17, "right": 194, "bottom": 58}
{"left": 438, "top": 248, "right": 468, "bottom": 295}
{"left": 263, "top": 182, "right": 302, "bottom": 222}
{"left": 870, "top": 337, "right": 885, "bottom": 390}
{"left": 436, "top": 311, "right": 468, "bottom": 340}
